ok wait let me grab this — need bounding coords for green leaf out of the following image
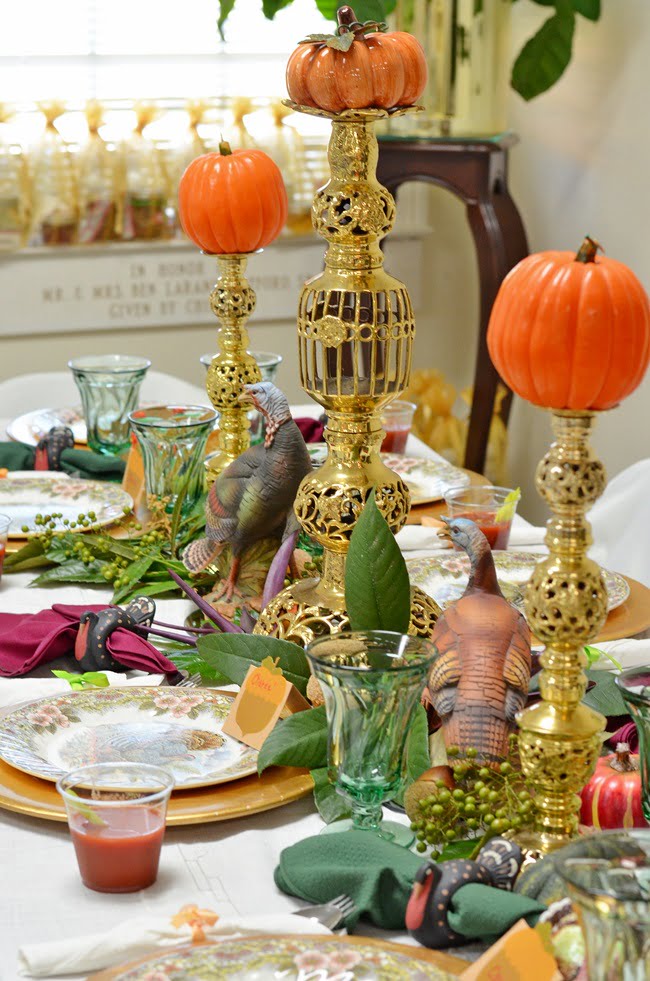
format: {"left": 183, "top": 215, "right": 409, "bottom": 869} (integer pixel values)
{"left": 257, "top": 706, "right": 328, "bottom": 774}
{"left": 315, "top": 0, "right": 391, "bottom": 24}
{"left": 394, "top": 705, "right": 430, "bottom": 807}
{"left": 169, "top": 483, "right": 189, "bottom": 559}
{"left": 439, "top": 837, "right": 483, "bottom": 862}
{"left": 196, "top": 633, "right": 310, "bottom": 694}
{"left": 583, "top": 669, "right": 628, "bottom": 717}
{"left": 584, "top": 645, "right": 622, "bottom": 671}
{"left": 572, "top": 0, "right": 600, "bottom": 20}
{"left": 262, "top": 0, "right": 294, "bottom": 19}
{"left": 311, "top": 766, "right": 352, "bottom": 824}
{"left": 171, "top": 651, "right": 230, "bottom": 685}
{"left": 511, "top": 8, "right": 576, "bottom": 101}
{"left": 111, "top": 552, "right": 158, "bottom": 604}
{"left": 217, "top": 0, "right": 236, "bottom": 37}
{"left": 4, "top": 539, "right": 50, "bottom": 571}
{"left": 51, "top": 670, "right": 109, "bottom": 689}
{"left": 345, "top": 489, "right": 411, "bottom": 633}
{"left": 31, "top": 561, "right": 107, "bottom": 586}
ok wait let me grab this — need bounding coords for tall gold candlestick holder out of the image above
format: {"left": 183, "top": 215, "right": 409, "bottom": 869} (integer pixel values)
{"left": 204, "top": 254, "right": 262, "bottom": 484}
{"left": 254, "top": 104, "right": 439, "bottom": 644}
{"left": 516, "top": 409, "right": 607, "bottom": 855}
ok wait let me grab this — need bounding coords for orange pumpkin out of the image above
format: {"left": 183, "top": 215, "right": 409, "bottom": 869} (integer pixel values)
{"left": 286, "top": 5, "right": 427, "bottom": 113}
{"left": 178, "top": 142, "right": 287, "bottom": 255}
{"left": 579, "top": 743, "right": 648, "bottom": 830}
{"left": 487, "top": 236, "right": 650, "bottom": 410}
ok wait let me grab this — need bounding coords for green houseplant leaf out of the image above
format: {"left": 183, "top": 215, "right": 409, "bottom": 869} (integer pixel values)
{"left": 345, "top": 489, "right": 411, "bottom": 633}
{"left": 257, "top": 706, "right": 328, "bottom": 773}
{"left": 572, "top": 0, "right": 600, "bottom": 20}
{"left": 311, "top": 765, "right": 353, "bottom": 823}
{"left": 511, "top": 6, "right": 576, "bottom": 101}
{"left": 196, "top": 632, "right": 310, "bottom": 694}
{"left": 583, "top": 669, "right": 628, "bottom": 717}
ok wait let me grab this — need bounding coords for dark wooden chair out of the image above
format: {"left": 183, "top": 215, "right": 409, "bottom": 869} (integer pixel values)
{"left": 377, "top": 132, "right": 528, "bottom": 475}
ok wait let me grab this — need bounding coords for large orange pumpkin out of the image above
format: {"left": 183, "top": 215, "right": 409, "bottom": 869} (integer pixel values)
{"left": 178, "top": 142, "right": 287, "bottom": 255}
{"left": 487, "top": 236, "right": 650, "bottom": 410}
{"left": 286, "top": 5, "right": 427, "bottom": 113}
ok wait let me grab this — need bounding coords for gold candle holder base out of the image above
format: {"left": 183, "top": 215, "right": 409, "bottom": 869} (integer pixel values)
{"left": 516, "top": 410, "right": 607, "bottom": 853}
{"left": 204, "top": 253, "right": 262, "bottom": 484}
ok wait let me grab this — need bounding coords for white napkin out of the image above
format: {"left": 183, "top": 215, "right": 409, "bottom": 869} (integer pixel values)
{"left": 0, "top": 673, "right": 163, "bottom": 717}
{"left": 18, "top": 911, "right": 332, "bottom": 977}
{"left": 396, "top": 514, "right": 546, "bottom": 554}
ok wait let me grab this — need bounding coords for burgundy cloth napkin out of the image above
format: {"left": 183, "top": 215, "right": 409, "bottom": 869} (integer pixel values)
{"left": 0, "top": 604, "right": 178, "bottom": 678}
{"left": 295, "top": 417, "right": 325, "bottom": 444}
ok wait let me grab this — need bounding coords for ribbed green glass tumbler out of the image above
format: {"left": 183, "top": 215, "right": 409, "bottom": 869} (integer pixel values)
{"left": 69, "top": 355, "right": 151, "bottom": 456}
{"left": 306, "top": 631, "right": 436, "bottom": 846}
{"left": 129, "top": 405, "right": 216, "bottom": 513}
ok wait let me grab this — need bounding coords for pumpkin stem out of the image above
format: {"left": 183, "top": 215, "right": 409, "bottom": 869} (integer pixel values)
{"left": 337, "top": 5, "right": 358, "bottom": 28}
{"left": 611, "top": 742, "right": 638, "bottom": 772}
{"left": 575, "top": 235, "right": 604, "bottom": 264}
{"left": 218, "top": 138, "right": 233, "bottom": 156}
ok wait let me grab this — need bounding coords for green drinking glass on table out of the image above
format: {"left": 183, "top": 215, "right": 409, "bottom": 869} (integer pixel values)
{"left": 68, "top": 355, "right": 151, "bottom": 456}
{"left": 305, "top": 630, "right": 436, "bottom": 847}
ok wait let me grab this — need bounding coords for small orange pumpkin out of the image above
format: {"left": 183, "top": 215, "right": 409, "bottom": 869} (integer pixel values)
{"left": 487, "top": 236, "right": 650, "bottom": 410}
{"left": 286, "top": 5, "right": 427, "bottom": 113}
{"left": 178, "top": 141, "right": 287, "bottom": 255}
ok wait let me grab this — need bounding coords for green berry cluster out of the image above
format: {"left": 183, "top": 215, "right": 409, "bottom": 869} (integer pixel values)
{"left": 411, "top": 736, "right": 536, "bottom": 856}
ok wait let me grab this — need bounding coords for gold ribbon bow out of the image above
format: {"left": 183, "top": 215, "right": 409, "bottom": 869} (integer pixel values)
{"left": 171, "top": 904, "right": 219, "bottom": 944}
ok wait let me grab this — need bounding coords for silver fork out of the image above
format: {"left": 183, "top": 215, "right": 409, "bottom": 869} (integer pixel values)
{"left": 292, "top": 894, "right": 357, "bottom": 931}
{"left": 176, "top": 672, "right": 202, "bottom": 688}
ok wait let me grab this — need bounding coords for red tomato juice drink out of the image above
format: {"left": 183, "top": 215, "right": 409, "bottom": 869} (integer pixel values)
{"left": 57, "top": 763, "right": 174, "bottom": 893}
{"left": 444, "top": 486, "right": 520, "bottom": 550}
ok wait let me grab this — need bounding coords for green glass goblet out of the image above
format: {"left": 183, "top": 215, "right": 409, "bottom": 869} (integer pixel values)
{"left": 305, "top": 630, "right": 436, "bottom": 846}
{"left": 616, "top": 667, "right": 650, "bottom": 823}
{"left": 555, "top": 829, "right": 650, "bottom": 981}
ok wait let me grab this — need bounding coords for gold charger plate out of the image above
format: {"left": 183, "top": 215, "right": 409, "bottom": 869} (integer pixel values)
{"left": 0, "top": 758, "right": 313, "bottom": 825}
{"left": 89, "top": 935, "right": 466, "bottom": 980}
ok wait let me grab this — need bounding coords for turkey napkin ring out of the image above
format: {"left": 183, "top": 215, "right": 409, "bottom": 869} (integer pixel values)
{"left": 74, "top": 597, "right": 156, "bottom": 672}
{"left": 34, "top": 426, "right": 74, "bottom": 471}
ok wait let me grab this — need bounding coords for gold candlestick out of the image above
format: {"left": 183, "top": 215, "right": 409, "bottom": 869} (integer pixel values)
{"left": 516, "top": 410, "right": 607, "bottom": 854}
{"left": 254, "top": 105, "right": 439, "bottom": 644}
{"left": 204, "top": 254, "right": 262, "bottom": 483}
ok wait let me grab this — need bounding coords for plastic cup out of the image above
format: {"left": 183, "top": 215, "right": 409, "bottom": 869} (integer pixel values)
{"left": 445, "top": 485, "right": 519, "bottom": 550}
{"left": 57, "top": 763, "right": 174, "bottom": 893}
{"left": 380, "top": 400, "right": 416, "bottom": 453}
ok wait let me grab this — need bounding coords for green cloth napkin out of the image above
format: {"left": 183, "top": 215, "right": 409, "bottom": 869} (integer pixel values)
{"left": 275, "top": 831, "right": 546, "bottom": 941}
{"left": 0, "top": 442, "right": 125, "bottom": 481}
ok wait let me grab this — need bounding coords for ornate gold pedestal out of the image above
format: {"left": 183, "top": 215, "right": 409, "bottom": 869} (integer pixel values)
{"left": 254, "top": 105, "right": 439, "bottom": 644}
{"left": 516, "top": 410, "right": 607, "bottom": 854}
{"left": 204, "top": 254, "right": 262, "bottom": 484}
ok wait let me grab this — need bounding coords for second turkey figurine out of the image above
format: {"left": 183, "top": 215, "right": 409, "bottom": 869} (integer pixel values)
{"left": 183, "top": 382, "right": 312, "bottom": 603}
{"left": 425, "top": 517, "right": 532, "bottom": 763}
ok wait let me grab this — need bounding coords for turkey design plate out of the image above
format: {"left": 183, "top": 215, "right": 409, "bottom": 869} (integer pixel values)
{"left": 307, "top": 444, "right": 469, "bottom": 505}
{"left": 92, "top": 936, "right": 456, "bottom": 980}
{"left": 7, "top": 406, "right": 87, "bottom": 446}
{"left": 0, "top": 688, "right": 258, "bottom": 790}
{"left": 407, "top": 551, "right": 630, "bottom": 615}
{"left": 0, "top": 476, "right": 132, "bottom": 537}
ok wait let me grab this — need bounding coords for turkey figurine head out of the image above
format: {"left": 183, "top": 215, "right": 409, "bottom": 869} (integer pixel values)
{"left": 239, "top": 382, "right": 292, "bottom": 447}
{"left": 439, "top": 516, "right": 500, "bottom": 595}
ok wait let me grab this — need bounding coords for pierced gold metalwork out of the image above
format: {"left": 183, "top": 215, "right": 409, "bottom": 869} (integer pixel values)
{"left": 254, "top": 103, "right": 439, "bottom": 642}
{"left": 516, "top": 410, "right": 607, "bottom": 854}
{"left": 204, "top": 254, "right": 262, "bottom": 484}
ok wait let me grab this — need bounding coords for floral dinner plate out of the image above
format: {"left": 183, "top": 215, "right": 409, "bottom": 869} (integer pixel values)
{"left": 92, "top": 936, "right": 457, "bottom": 980}
{"left": 0, "top": 476, "right": 132, "bottom": 537}
{"left": 0, "top": 688, "right": 258, "bottom": 791}
{"left": 307, "top": 444, "right": 470, "bottom": 505}
{"left": 7, "top": 406, "right": 87, "bottom": 446}
{"left": 407, "top": 551, "right": 630, "bottom": 615}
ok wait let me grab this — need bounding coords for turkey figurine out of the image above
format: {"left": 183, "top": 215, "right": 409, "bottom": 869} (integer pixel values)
{"left": 425, "top": 517, "right": 532, "bottom": 762}
{"left": 182, "top": 382, "right": 312, "bottom": 601}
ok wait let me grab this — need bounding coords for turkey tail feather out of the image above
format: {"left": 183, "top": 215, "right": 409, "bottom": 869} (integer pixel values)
{"left": 182, "top": 538, "right": 222, "bottom": 573}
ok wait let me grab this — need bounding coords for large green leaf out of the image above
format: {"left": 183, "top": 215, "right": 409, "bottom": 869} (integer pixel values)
{"left": 345, "top": 489, "right": 411, "bottom": 633}
{"left": 572, "top": 0, "right": 600, "bottom": 20}
{"left": 31, "top": 561, "right": 107, "bottom": 586}
{"left": 511, "top": 7, "right": 576, "bottom": 101}
{"left": 262, "top": 0, "right": 295, "bottom": 19}
{"left": 196, "top": 633, "right": 310, "bottom": 694}
{"left": 311, "top": 766, "right": 352, "bottom": 824}
{"left": 583, "top": 669, "right": 628, "bottom": 717}
{"left": 171, "top": 651, "right": 231, "bottom": 685}
{"left": 257, "top": 706, "right": 328, "bottom": 773}
{"left": 315, "top": 0, "right": 394, "bottom": 25}
{"left": 218, "top": 0, "right": 236, "bottom": 37}
{"left": 111, "top": 552, "right": 158, "bottom": 604}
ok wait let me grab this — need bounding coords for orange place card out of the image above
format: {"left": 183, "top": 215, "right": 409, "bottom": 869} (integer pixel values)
{"left": 222, "top": 657, "right": 297, "bottom": 750}
{"left": 461, "top": 920, "right": 561, "bottom": 981}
